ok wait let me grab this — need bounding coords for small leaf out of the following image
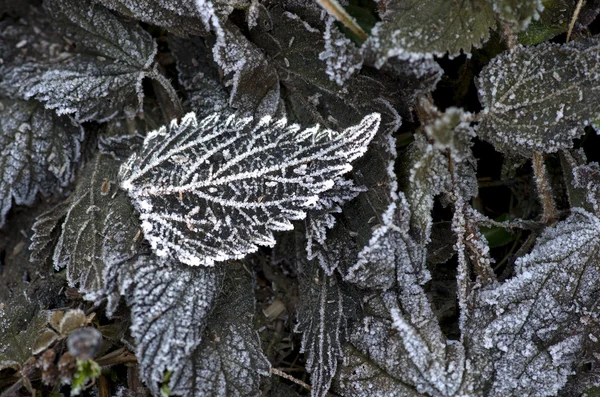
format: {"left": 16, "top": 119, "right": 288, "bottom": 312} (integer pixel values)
{"left": 319, "top": 17, "right": 363, "bottom": 86}
{"left": 119, "top": 112, "right": 380, "bottom": 266}
{"left": 477, "top": 37, "right": 600, "bottom": 157}
{"left": 29, "top": 199, "right": 72, "bottom": 264}
{"left": 0, "top": 98, "right": 83, "bottom": 228}
{"left": 491, "top": 0, "right": 543, "bottom": 31}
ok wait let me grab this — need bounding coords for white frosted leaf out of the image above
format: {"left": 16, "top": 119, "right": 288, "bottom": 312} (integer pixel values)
{"left": 117, "top": 256, "right": 223, "bottom": 396}
{"left": 119, "top": 112, "right": 380, "bottom": 266}
{"left": 573, "top": 162, "right": 600, "bottom": 215}
{"left": 52, "top": 153, "right": 142, "bottom": 302}
{"left": 477, "top": 37, "right": 600, "bottom": 157}
{"left": 0, "top": 98, "right": 83, "bottom": 228}
{"left": 491, "top": 0, "right": 543, "bottom": 31}
{"left": 363, "top": 0, "right": 496, "bottom": 64}
{"left": 29, "top": 199, "right": 72, "bottom": 264}
{"left": 167, "top": 264, "right": 270, "bottom": 397}
{"left": 475, "top": 209, "right": 600, "bottom": 396}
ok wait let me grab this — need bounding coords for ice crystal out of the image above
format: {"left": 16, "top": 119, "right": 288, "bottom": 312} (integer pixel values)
{"left": 477, "top": 37, "right": 600, "bottom": 157}
{"left": 0, "top": 98, "right": 83, "bottom": 227}
{"left": 119, "top": 112, "right": 380, "bottom": 266}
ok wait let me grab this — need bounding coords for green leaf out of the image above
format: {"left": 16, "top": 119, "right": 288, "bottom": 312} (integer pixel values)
{"left": 0, "top": 98, "right": 83, "bottom": 228}
{"left": 477, "top": 37, "right": 600, "bottom": 157}
{"left": 71, "top": 358, "right": 101, "bottom": 396}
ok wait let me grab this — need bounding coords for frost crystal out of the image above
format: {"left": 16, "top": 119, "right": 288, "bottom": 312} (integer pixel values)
{"left": 477, "top": 37, "right": 600, "bottom": 157}
{"left": 0, "top": 98, "right": 83, "bottom": 227}
{"left": 120, "top": 112, "right": 380, "bottom": 266}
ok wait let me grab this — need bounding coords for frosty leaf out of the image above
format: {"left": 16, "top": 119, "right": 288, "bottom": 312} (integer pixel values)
{"left": 169, "top": 35, "right": 228, "bottom": 118}
{"left": 0, "top": 98, "right": 83, "bottom": 228}
{"left": 319, "top": 17, "right": 363, "bottom": 86}
{"left": 491, "top": 0, "right": 543, "bottom": 31}
{"left": 296, "top": 233, "right": 355, "bottom": 397}
{"left": 345, "top": 195, "right": 425, "bottom": 291}
{"left": 167, "top": 263, "right": 270, "bottom": 396}
{"left": 94, "top": 0, "right": 210, "bottom": 37}
{"left": 477, "top": 37, "right": 600, "bottom": 157}
{"left": 474, "top": 209, "right": 600, "bottom": 396}
{"left": 212, "top": 22, "right": 280, "bottom": 117}
{"left": 45, "top": 0, "right": 156, "bottom": 67}
{"left": 363, "top": 0, "right": 496, "bottom": 64}
{"left": 119, "top": 112, "right": 380, "bottom": 266}
{"left": 52, "top": 153, "right": 142, "bottom": 302}
{"left": 29, "top": 199, "right": 72, "bottom": 264}
{"left": 3, "top": 55, "right": 149, "bottom": 123}
{"left": 122, "top": 255, "right": 223, "bottom": 395}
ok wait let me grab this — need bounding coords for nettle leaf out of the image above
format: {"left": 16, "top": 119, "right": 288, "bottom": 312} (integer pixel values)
{"left": 319, "top": 16, "right": 363, "bottom": 86}
{"left": 474, "top": 208, "right": 600, "bottom": 396}
{"left": 51, "top": 153, "right": 142, "bottom": 302}
{"left": 117, "top": 256, "right": 223, "bottom": 396}
{"left": 94, "top": 0, "right": 210, "bottom": 37}
{"left": 29, "top": 199, "right": 72, "bottom": 264}
{"left": 119, "top": 112, "right": 380, "bottom": 266}
{"left": 169, "top": 35, "right": 228, "bottom": 118}
{"left": 0, "top": 98, "right": 83, "bottom": 228}
{"left": 0, "top": 307, "right": 49, "bottom": 371}
{"left": 477, "top": 37, "right": 600, "bottom": 157}
{"left": 363, "top": 0, "right": 496, "bottom": 63}
{"left": 573, "top": 161, "right": 600, "bottom": 215}
{"left": 1, "top": 0, "right": 157, "bottom": 122}
{"left": 168, "top": 263, "right": 270, "bottom": 396}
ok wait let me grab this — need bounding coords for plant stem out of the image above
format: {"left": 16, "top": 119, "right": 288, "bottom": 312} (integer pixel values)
{"left": 270, "top": 368, "right": 312, "bottom": 391}
{"left": 316, "top": 0, "right": 368, "bottom": 41}
{"left": 532, "top": 152, "right": 557, "bottom": 223}
{"left": 566, "top": 0, "right": 584, "bottom": 43}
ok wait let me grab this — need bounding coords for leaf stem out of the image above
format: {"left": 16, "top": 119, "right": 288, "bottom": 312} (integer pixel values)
{"left": 270, "top": 367, "right": 312, "bottom": 391}
{"left": 566, "top": 0, "right": 584, "bottom": 43}
{"left": 148, "top": 65, "right": 183, "bottom": 122}
{"left": 532, "top": 152, "right": 557, "bottom": 223}
{"left": 316, "top": 0, "right": 368, "bottom": 41}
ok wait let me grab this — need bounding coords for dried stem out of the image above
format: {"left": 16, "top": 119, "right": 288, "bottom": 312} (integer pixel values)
{"left": 316, "top": 0, "right": 368, "bottom": 41}
{"left": 566, "top": 0, "right": 585, "bottom": 43}
{"left": 270, "top": 367, "right": 312, "bottom": 391}
{"left": 532, "top": 152, "right": 558, "bottom": 223}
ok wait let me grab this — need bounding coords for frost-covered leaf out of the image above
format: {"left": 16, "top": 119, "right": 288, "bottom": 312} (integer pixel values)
{"left": 296, "top": 230, "right": 355, "bottom": 397}
{"left": 113, "top": 255, "right": 222, "bottom": 395}
{"left": 0, "top": 304, "right": 49, "bottom": 371}
{"left": 0, "top": 98, "right": 83, "bottom": 228}
{"left": 94, "top": 0, "right": 210, "bottom": 37}
{"left": 120, "top": 112, "right": 380, "bottom": 266}
{"left": 473, "top": 209, "right": 600, "bottom": 396}
{"left": 1, "top": 0, "right": 158, "bottom": 122}
{"left": 46, "top": 0, "right": 156, "bottom": 66}
{"left": 363, "top": 0, "right": 496, "bottom": 64}
{"left": 319, "top": 16, "right": 363, "bottom": 86}
{"left": 169, "top": 35, "right": 228, "bottom": 118}
{"left": 52, "top": 153, "right": 142, "bottom": 302}
{"left": 167, "top": 263, "right": 270, "bottom": 397}
{"left": 212, "top": 22, "right": 280, "bottom": 117}
{"left": 477, "top": 37, "right": 600, "bottom": 157}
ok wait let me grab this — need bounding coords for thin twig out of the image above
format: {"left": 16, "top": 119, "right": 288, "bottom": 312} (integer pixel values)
{"left": 316, "top": 0, "right": 368, "bottom": 41}
{"left": 532, "top": 152, "right": 558, "bottom": 223}
{"left": 566, "top": 0, "right": 585, "bottom": 43}
{"left": 270, "top": 367, "right": 312, "bottom": 391}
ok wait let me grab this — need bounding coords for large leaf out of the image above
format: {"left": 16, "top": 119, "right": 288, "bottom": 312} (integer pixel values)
{"left": 119, "top": 112, "right": 380, "bottom": 266}
{"left": 0, "top": 98, "right": 83, "bottom": 227}
{"left": 51, "top": 153, "right": 142, "bottom": 302}
{"left": 477, "top": 37, "right": 600, "bottom": 157}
